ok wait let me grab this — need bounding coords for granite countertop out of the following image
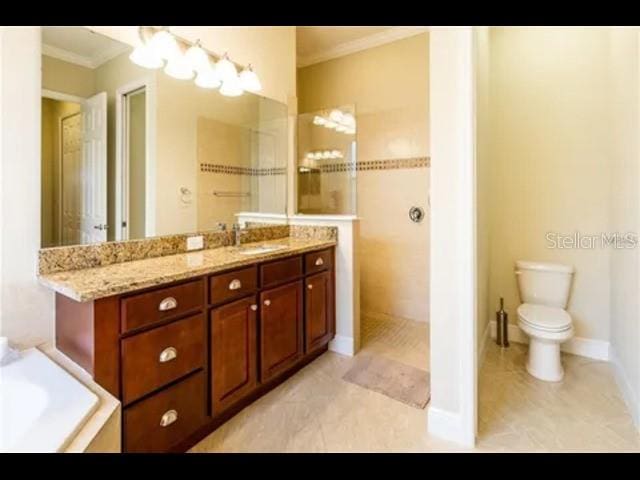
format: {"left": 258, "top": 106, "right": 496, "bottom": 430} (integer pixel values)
{"left": 38, "top": 237, "right": 336, "bottom": 302}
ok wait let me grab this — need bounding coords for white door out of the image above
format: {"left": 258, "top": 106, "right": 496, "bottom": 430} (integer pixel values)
{"left": 81, "top": 92, "right": 108, "bottom": 243}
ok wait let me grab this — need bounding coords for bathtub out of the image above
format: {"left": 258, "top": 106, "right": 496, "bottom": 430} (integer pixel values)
{"left": 0, "top": 347, "right": 99, "bottom": 452}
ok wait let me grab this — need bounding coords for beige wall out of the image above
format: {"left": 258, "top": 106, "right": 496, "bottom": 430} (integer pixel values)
{"left": 197, "top": 117, "right": 251, "bottom": 229}
{"left": 488, "top": 28, "right": 612, "bottom": 341}
{"left": 607, "top": 28, "right": 640, "bottom": 424}
{"left": 297, "top": 33, "right": 430, "bottom": 322}
{"left": 475, "top": 27, "right": 492, "bottom": 352}
{"left": 42, "top": 55, "right": 95, "bottom": 98}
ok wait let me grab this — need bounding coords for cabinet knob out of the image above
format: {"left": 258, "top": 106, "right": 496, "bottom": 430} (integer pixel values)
{"left": 228, "top": 279, "right": 242, "bottom": 290}
{"left": 160, "top": 409, "right": 178, "bottom": 427}
{"left": 315, "top": 257, "right": 324, "bottom": 266}
{"left": 264, "top": 299, "right": 271, "bottom": 306}
{"left": 250, "top": 304, "right": 257, "bottom": 311}
{"left": 307, "top": 284, "right": 313, "bottom": 290}
{"left": 158, "top": 296, "right": 178, "bottom": 311}
{"left": 159, "top": 347, "right": 177, "bottom": 363}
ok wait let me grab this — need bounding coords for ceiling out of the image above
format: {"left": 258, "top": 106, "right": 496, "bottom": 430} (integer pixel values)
{"left": 296, "top": 26, "right": 427, "bottom": 67}
{"left": 41, "top": 27, "right": 129, "bottom": 69}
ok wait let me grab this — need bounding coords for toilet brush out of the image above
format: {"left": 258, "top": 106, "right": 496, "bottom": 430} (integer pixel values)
{"left": 496, "top": 297, "right": 509, "bottom": 347}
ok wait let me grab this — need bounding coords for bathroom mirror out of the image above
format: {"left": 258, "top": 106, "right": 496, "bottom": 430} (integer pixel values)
{"left": 40, "top": 26, "right": 287, "bottom": 248}
{"left": 297, "top": 105, "right": 357, "bottom": 215}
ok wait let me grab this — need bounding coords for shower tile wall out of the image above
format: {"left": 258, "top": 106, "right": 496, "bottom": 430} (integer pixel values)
{"left": 297, "top": 33, "right": 430, "bottom": 323}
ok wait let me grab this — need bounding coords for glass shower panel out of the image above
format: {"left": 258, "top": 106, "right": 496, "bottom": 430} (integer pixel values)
{"left": 297, "top": 105, "right": 357, "bottom": 215}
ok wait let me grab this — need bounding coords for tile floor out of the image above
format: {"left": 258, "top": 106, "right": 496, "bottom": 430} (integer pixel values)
{"left": 190, "top": 313, "right": 640, "bottom": 452}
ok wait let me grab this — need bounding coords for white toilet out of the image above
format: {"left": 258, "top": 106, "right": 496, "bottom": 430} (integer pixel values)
{"left": 515, "top": 260, "right": 574, "bottom": 382}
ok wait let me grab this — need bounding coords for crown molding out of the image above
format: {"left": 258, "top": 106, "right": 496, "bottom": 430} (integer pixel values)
{"left": 297, "top": 27, "right": 428, "bottom": 68}
{"left": 42, "top": 42, "right": 129, "bottom": 70}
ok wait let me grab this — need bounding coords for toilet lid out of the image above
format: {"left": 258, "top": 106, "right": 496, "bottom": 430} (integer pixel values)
{"left": 517, "top": 304, "right": 572, "bottom": 332}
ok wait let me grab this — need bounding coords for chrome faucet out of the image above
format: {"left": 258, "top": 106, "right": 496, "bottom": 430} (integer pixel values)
{"left": 231, "top": 223, "right": 242, "bottom": 247}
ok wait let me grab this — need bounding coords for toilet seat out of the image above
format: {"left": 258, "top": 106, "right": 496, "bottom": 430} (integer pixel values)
{"left": 517, "top": 303, "right": 572, "bottom": 332}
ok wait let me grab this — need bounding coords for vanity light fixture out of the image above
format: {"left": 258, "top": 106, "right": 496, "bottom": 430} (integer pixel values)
{"left": 219, "top": 76, "right": 244, "bottom": 97}
{"left": 195, "top": 66, "right": 222, "bottom": 89}
{"left": 305, "top": 149, "right": 343, "bottom": 161}
{"left": 149, "top": 28, "right": 180, "bottom": 61}
{"left": 216, "top": 53, "right": 238, "bottom": 83}
{"left": 185, "top": 40, "right": 211, "bottom": 73}
{"left": 129, "top": 27, "right": 262, "bottom": 97}
{"left": 311, "top": 109, "right": 356, "bottom": 135}
{"left": 239, "top": 64, "right": 262, "bottom": 93}
{"left": 164, "top": 48, "right": 195, "bottom": 80}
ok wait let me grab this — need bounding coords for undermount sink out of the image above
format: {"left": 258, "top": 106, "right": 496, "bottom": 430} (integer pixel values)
{"left": 237, "top": 244, "right": 288, "bottom": 255}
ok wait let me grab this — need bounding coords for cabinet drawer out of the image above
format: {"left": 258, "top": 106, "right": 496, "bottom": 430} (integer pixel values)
{"left": 123, "top": 371, "right": 206, "bottom": 453}
{"left": 209, "top": 266, "right": 257, "bottom": 306}
{"left": 121, "top": 279, "right": 204, "bottom": 333}
{"left": 121, "top": 313, "right": 205, "bottom": 405}
{"left": 304, "top": 248, "right": 333, "bottom": 275}
{"left": 260, "top": 255, "right": 302, "bottom": 288}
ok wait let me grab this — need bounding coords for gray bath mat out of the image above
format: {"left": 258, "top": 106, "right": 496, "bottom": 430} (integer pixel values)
{"left": 342, "top": 354, "right": 431, "bottom": 409}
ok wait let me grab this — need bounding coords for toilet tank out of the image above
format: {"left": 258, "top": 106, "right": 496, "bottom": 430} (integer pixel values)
{"left": 515, "top": 260, "right": 574, "bottom": 308}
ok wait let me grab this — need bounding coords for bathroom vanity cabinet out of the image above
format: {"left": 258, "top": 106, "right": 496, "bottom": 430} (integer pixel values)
{"left": 54, "top": 247, "right": 335, "bottom": 453}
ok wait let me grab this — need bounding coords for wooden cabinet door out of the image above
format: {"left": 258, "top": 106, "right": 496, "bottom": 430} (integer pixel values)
{"left": 211, "top": 296, "right": 258, "bottom": 415}
{"left": 304, "top": 271, "right": 334, "bottom": 353}
{"left": 259, "top": 281, "right": 303, "bottom": 382}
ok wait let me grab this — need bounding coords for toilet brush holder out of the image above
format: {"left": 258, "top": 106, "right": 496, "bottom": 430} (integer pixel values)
{"left": 496, "top": 297, "right": 509, "bottom": 347}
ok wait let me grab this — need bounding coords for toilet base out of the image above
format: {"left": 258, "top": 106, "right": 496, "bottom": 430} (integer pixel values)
{"left": 526, "top": 337, "right": 564, "bottom": 382}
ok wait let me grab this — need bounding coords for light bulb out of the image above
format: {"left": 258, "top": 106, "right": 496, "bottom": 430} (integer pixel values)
{"left": 129, "top": 44, "right": 163, "bottom": 69}
{"left": 345, "top": 128, "right": 356, "bottom": 135}
{"left": 335, "top": 125, "right": 347, "bottom": 133}
{"left": 313, "top": 116, "right": 326, "bottom": 126}
{"left": 239, "top": 65, "right": 262, "bottom": 93}
{"left": 195, "top": 66, "right": 221, "bottom": 89}
{"left": 325, "top": 121, "right": 338, "bottom": 129}
{"left": 329, "top": 109, "right": 344, "bottom": 123}
{"left": 219, "top": 76, "right": 244, "bottom": 97}
{"left": 185, "top": 41, "right": 211, "bottom": 73}
{"left": 216, "top": 53, "right": 238, "bottom": 82}
{"left": 342, "top": 113, "right": 356, "bottom": 127}
{"left": 149, "top": 29, "right": 180, "bottom": 61}
{"left": 164, "top": 54, "right": 194, "bottom": 80}
{"left": 322, "top": 150, "right": 332, "bottom": 159}
{"left": 331, "top": 150, "right": 341, "bottom": 158}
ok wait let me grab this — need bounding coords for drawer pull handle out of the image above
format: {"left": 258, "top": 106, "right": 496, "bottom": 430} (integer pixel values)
{"left": 250, "top": 304, "right": 258, "bottom": 311}
{"left": 228, "top": 279, "right": 242, "bottom": 290}
{"left": 315, "top": 257, "right": 324, "bottom": 266}
{"left": 264, "top": 299, "right": 271, "bottom": 306}
{"left": 160, "top": 409, "right": 178, "bottom": 427}
{"left": 158, "top": 297, "right": 178, "bottom": 311}
{"left": 307, "top": 284, "right": 313, "bottom": 290}
{"left": 159, "top": 347, "right": 177, "bottom": 363}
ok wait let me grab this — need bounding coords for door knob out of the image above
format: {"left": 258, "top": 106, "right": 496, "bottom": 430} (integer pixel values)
{"left": 307, "top": 284, "right": 313, "bottom": 290}
{"left": 264, "top": 299, "right": 271, "bottom": 306}
{"left": 159, "top": 347, "right": 177, "bottom": 363}
{"left": 250, "top": 304, "right": 257, "bottom": 311}
{"left": 160, "top": 409, "right": 178, "bottom": 427}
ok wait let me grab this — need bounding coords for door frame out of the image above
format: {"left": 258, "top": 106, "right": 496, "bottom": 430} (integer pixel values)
{"left": 41, "top": 89, "right": 85, "bottom": 245}
{"left": 115, "top": 77, "right": 156, "bottom": 241}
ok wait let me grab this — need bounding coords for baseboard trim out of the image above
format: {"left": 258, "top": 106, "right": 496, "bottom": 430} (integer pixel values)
{"left": 427, "top": 406, "right": 475, "bottom": 447}
{"left": 609, "top": 347, "right": 640, "bottom": 429}
{"left": 489, "top": 320, "right": 610, "bottom": 361}
{"left": 329, "top": 334, "right": 355, "bottom": 356}
{"left": 478, "top": 320, "right": 491, "bottom": 366}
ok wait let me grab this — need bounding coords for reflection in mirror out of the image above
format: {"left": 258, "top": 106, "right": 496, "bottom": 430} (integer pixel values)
{"left": 40, "top": 26, "right": 287, "bottom": 248}
{"left": 296, "top": 105, "right": 357, "bottom": 215}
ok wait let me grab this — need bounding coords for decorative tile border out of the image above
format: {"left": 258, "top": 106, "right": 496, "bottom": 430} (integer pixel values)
{"left": 299, "top": 157, "right": 430, "bottom": 174}
{"left": 200, "top": 163, "right": 286, "bottom": 176}
{"left": 38, "top": 224, "right": 336, "bottom": 275}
